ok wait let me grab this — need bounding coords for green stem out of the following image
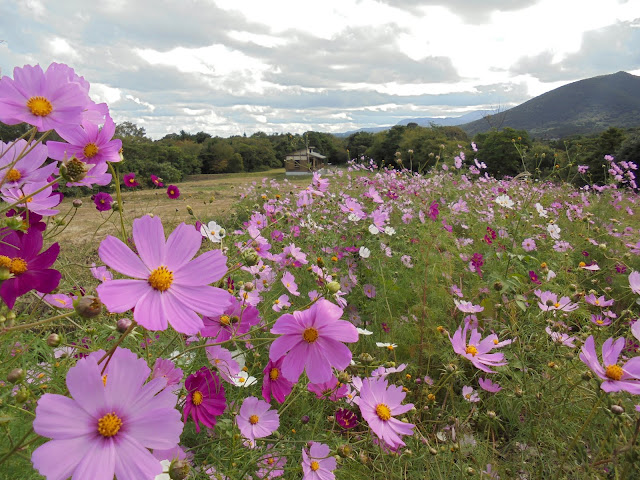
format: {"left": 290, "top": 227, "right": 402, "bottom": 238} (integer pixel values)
{"left": 0, "top": 311, "right": 75, "bottom": 334}
{"left": 107, "top": 162, "right": 127, "bottom": 243}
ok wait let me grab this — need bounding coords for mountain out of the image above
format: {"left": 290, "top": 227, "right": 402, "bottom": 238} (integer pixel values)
{"left": 396, "top": 110, "right": 486, "bottom": 127}
{"left": 335, "top": 111, "right": 485, "bottom": 137}
{"left": 459, "top": 71, "right": 640, "bottom": 138}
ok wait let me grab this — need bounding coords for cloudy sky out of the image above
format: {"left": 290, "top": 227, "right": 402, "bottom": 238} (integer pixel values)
{"left": 1, "top": 0, "right": 639, "bottom": 138}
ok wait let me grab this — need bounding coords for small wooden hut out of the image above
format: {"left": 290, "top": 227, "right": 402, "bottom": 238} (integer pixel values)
{"left": 284, "top": 147, "right": 327, "bottom": 175}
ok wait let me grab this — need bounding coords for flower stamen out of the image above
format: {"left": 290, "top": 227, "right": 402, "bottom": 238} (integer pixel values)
{"left": 605, "top": 364, "right": 623, "bottom": 381}
{"left": 375, "top": 403, "right": 391, "bottom": 421}
{"left": 97, "top": 412, "right": 122, "bottom": 437}
{"left": 27, "top": 96, "right": 53, "bottom": 117}
{"left": 192, "top": 390, "right": 204, "bottom": 406}
{"left": 465, "top": 345, "right": 478, "bottom": 356}
{"left": 303, "top": 327, "right": 319, "bottom": 343}
{"left": 249, "top": 414, "right": 259, "bottom": 425}
{"left": 148, "top": 265, "right": 173, "bottom": 291}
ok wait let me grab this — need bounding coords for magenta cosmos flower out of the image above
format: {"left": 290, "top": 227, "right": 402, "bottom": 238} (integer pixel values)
{"left": 93, "top": 192, "right": 113, "bottom": 211}
{"left": 0, "top": 228, "right": 60, "bottom": 309}
{"left": 580, "top": 336, "right": 640, "bottom": 394}
{"left": 183, "top": 367, "right": 226, "bottom": 432}
{"left": 359, "top": 376, "right": 415, "bottom": 450}
{"left": 96, "top": 215, "right": 231, "bottom": 334}
{"left": 200, "top": 296, "right": 261, "bottom": 342}
{"left": 47, "top": 114, "right": 122, "bottom": 165}
{"left": 449, "top": 322, "right": 511, "bottom": 373}
{"left": 0, "top": 63, "right": 89, "bottom": 133}
{"left": 31, "top": 347, "right": 183, "bottom": 480}
{"left": 123, "top": 172, "right": 139, "bottom": 187}
{"left": 167, "top": 185, "right": 180, "bottom": 199}
{"left": 262, "top": 356, "right": 293, "bottom": 404}
{"left": 269, "top": 299, "right": 359, "bottom": 383}
{"left": 151, "top": 174, "right": 164, "bottom": 187}
{"left": 237, "top": 396, "right": 280, "bottom": 444}
{"left": 302, "top": 442, "right": 336, "bottom": 480}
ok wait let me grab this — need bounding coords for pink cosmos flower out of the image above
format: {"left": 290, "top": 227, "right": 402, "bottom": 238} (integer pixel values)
{"left": 256, "top": 448, "right": 286, "bottom": 479}
{"left": 281, "top": 271, "right": 300, "bottom": 296}
{"left": 269, "top": 299, "right": 359, "bottom": 383}
{"left": 454, "top": 299, "right": 484, "bottom": 313}
{"left": 450, "top": 323, "right": 511, "bottom": 373}
{"left": 522, "top": 238, "right": 537, "bottom": 252}
{"left": 630, "top": 271, "right": 640, "bottom": 295}
{"left": 359, "top": 377, "right": 415, "bottom": 449}
{"left": 591, "top": 314, "right": 612, "bottom": 327}
{"left": 0, "top": 228, "right": 60, "bottom": 309}
{"left": 584, "top": 294, "right": 614, "bottom": 307}
{"left": 272, "top": 294, "right": 291, "bottom": 312}
{"left": 167, "top": 185, "right": 180, "bottom": 199}
{"left": 47, "top": 115, "right": 122, "bottom": 165}
{"left": 151, "top": 174, "right": 164, "bottom": 187}
{"left": 302, "top": 442, "right": 336, "bottom": 480}
{"left": 151, "top": 358, "right": 183, "bottom": 390}
{"left": 1, "top": 181, "right": 61, "bottom": 216}
{"left": 201, "top": 296, "right": 260, "bottom": 342}
{"left": 90, "top": 263, "right": 112, "bottom": 282}
{"left": 308, "top": 376, "right": 348, "bottom": 401}
{"left": 206, "top": 345, "right": 241, "bottom": 383}
{"left": 262, "top": 356, "right": 293, "bottom": 404}
{"left": 0, "top": 140, "right": 57, "bottom": 187}
{"left": 0, "top": 63, "right": 89, "bottom": 133}
{"left": 363, "top": 284, "right": 376, "bottom": 298}
{"left": 96, "top": 215, "right": 231, "bottom": 334}
{"left": 183, "top": 367, "right": 226, "bottom": 432}
{"left": 580, "top": 336, "right": 640, "bottom": 394}
{"left": 41, "top": 293, "right": 75, "bottom": 309}
{"left": 93, "top": 191, "right": 113, "bottom": 212}
{"left": 236, "top": 396, "right": 280, "bottom": 444}
{"left": 534, "top": 290, "right": 579, "bottom": 312}
{"left": 478, "top": 377, "right": 502, "bottom": 393}
{"left": 31, "top": 347, "right": 183, "bottom": 480}
{"left": 462, "top": 385, "right": 480, "bottom": 402}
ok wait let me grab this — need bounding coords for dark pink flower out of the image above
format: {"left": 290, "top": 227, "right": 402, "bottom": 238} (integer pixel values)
{"left": 262, "top": 356, "right": 293, "bottom": 404}
{"left": 0, "top": 228, "right": 60, "bottom": 309}
{"left": 183, "top": 367, "right": 226, "bottom": 432}
{"left": 93, "top": 192, "right": 113, "bottom": 211}
{"left": 151, "top": 174, "right": 164, "bottom": 187}
{"left": 123, "top": 172, "right": 139, "bottom": 187}
{"left": 167, "top": 185, "right": 180, "bottom": 199}
{"left": 269, "top": 299, "right": 358, "bottom": 383}
{"left": 335, "top": 408, "right": 358, "bottom": 429}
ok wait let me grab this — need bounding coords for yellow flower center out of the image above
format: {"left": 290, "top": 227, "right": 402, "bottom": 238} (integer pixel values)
{"left": 238, "top": 377, "right": 246, "bottom": 383}
{"left": 553, "top": 302, "right": 561, "bottom": 308}
{"left": 148, "top": 265, "right": 173, "bottom": 291}
{"left": 465, "top": 345, "right": 478, "bottom": 356}
{"left": 6, "top": 169, "right": 21, "bottom": 182}
{"left": 97, "top": 412, "right": 122, "bottom": 437}
{"left": 26, "top": 96, "right": 53, "bottom": 117}
{"left": 269, "top": 367, "right": 279, "bottom": 381}
{"left": 192, "top": 390, "right": 204, "bottom": 406}
{"left": 219, "top": 315, "right": 231, "bottom": 326}
{"left": 310, "top": 461, "right": 320, "bottom": 471}
{"left": 302, "top": 327, "right": 319, "bottom": 343}
{"left": 579, "top": 262, "right": 586, "bottom": 268}
{"left": 83, "top": 142, "right": 99, "bottom": 159}
{"left": 376, "top": 403, "right": 391, "bottom": 421}
{"left": 605, "top": 364, "right": 623, "bottom": 381}
{"left": 249, "top": 414, "right": 259, "bottom": 425}
{"left": 267, "top": 458, "right": 275, "bottom": 465}
{"left": 387, "top": 345, "right": 394, "bottom": 351}
{"left": 9, "top": 257, "right": 28, "bottom": 275}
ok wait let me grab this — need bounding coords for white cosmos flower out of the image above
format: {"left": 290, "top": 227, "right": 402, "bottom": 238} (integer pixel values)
{"left": 547, "top": 223, "right": 561, "bottom": 240}
{"left": 348, "top": 213, "right": 360, "bottom": 222}
{"left": 535, "top": 203, "right": 548, "bottom": 218}
{"left": 232, "top": 370, "right": 257, "bottom": 387}
{"left": 359, "top": 246, "right": 371, "bottom": 258}
{"left": 384, "top": 226, "right": 396, "bottom": 235}
{"left": 495, "top": 194, "right": 514, "bottom": 209}
{"left": 376, "top": 342, "right": 398, "bottom": 350}
{"left": 201, "top": 220, "right": 226, "bottom": 243}
{"left": 154, "top": 460, "right": 171, "bottom": 480}
{"left": 368, "top": 224, "right": 380, "bottom": 234}
{"left": 356, "top": 328, "right": 373, "bottom": 335}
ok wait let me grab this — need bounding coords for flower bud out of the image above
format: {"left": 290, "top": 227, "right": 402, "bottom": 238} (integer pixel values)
{"left": 358, "top": 353, "right": 374, "bottom": 364}
{"left": 72, "top": 199, "right": 83, "bottom": 208}
{"left": 337, "top": 371, "right": 351, "bottom": 384}
{"left": 337, "top": 444, "right": 352, "bottom": 457}
{"left": 74, "top": 295, "right": 103, "bottom": 318}
{"left": 358, "top": 452, "right": 370, "bottom": 464}
{"left": 116, "top": 318, "right": 132, "bottom": 333}
{"left": 327, "top": 281, "right": 341, "bottom": 294}
{"left": 243, "top": 249, "right": 259, "bottom": 266}
{"left": 610, "top": 405, "right": 625, "bottom": 415}
{"left": 15, "top": 387, "right": 29, "bottom": 403}
{"left": 300, "top": 415, "right": 310, "bottom": 424}
{"left": 169, "top": 459, "right": 190, "bottom": 480}
{"left": 60, "top": 157, "right": 88, "bottom": 182}
{"left": 429, "top": 447, "right": 438, "bottom": 455}
{"left": 7, "top": 368, "right": 24, "bottom": 383}
{"left": 111, "top": 201, "right": 120, "bottom": 212}
{"left": 186, "top": 205, "right": 194, "bottom": 216}
{"left": 243, "top": 282, "right": 255, "bottom": 292}
{"left": 46, "top": 333, "right": 61, "bottom": 347}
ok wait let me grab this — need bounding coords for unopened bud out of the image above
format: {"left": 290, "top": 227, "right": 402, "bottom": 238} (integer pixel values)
{"left": 46, "top": 333, "right": 61, "bottom": 347}
{"left": 186, "top": 205, "right": 194, "bottom": 216}
{"left": 7, "top": 368, "right": 24, "bottom": 383}
{"left": 301, "top": 415, "right": 310, "bottom": 424}
{"left": 243, "top": 249, "right": 259, "bottom": 266}
{"left": 15, "top": 387, "right": 29, "bottom": 403}
{"left": 169, "top": 459, "right": 190, "bottom": 480}
{"left": 74, "top": 295, "right": 103, "bottom": 318}
{"left": 116, "top": 318, "right": 132, "bottom": 333}
{"left": 72, "top": 199, "right": 83, "bottom": 208}
{"left": 337, "top": 444, "right": 352, "bottom": 458}
{"left": 611, "top": 405, "right": 625, "bottom": 415}
{"left": 358, "top": 353, "right": 374, "bottom": 364}
{"left": 337, "top": 371, "right": 351, "bottom": 384}
{"left": 327, "top": 281, "right": 340, "bottom": 294}
{"left": 358, "top": 452, "right": 369, "bottom": 464}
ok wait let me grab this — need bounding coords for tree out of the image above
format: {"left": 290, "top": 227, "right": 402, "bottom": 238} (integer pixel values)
{"left": 474, "top": 128, "right": 531, "bottom": 177}
{"left": 114, "top": 121, "right": 149, "bottom": 140}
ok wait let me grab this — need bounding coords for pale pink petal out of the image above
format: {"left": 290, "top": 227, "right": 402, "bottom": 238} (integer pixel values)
{"left": 97, "top": 279, "right": 150, "bottom": 313}
{"left": 126, "top": 407, "right": 183, "bottom": 449}
{"left": 162, "top": 291, "right": 203, "bottom": 334}
{"left": 317, "top": 337, "right": 352, "bottom": 371}
{"left": 33, "top": 394, "right": 93, "bottom": 439}
{"left": 169, "top": 284, "right": 231, "bottom": 317}
{"left": 164, "top": 222, "right": 201, "bottom": 271}
{"left": 31, "top": 437, "right": 93, "bottom": 480}
{"left": 269, "top": 334, "right": 301, "bottom": 361}
{"left": 114, "top": 435, "right": 164, "bottom": 480}
{"left": 132, "top": 215, "right": 166, "bottom": 268}
{"left": 65, "top": 358, "right": 106, "bottom": 417}
{"left": 173, "top": 250, "right": 228, "bottom": 286}
{"left": 133, "top": 289, "right": 168, "bottom": 331}
{"left": 305, "top": 344, "right": 332, "bottom": 383}
{"left": 98, "top": 236, "right": 148, "bottom": 278}
{"left": 281, "top": 341, "right": 310, "bottom": 382}
{"left": 72, "top": 438, "right": 116, "bottom": 480}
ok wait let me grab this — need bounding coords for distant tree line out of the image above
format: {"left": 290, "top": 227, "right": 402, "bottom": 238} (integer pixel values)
{"left": 1, "top": 120, "right": 639, "bottom": 190}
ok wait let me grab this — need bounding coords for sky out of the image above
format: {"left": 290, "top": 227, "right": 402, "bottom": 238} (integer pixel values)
{"left": 1, "top": 0, "right": 639, "bottom": 139}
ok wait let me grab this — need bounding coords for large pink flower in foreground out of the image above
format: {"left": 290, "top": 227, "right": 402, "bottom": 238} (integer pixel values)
{"left": 449, "top": 322, "right": 511, "bottom": 373}
{"left": 359, "top": 377, "right": 415, "bottom": 450}
{"left": 31, "top": 348, "right": 182, "bottom": 480}
{"left": 97, "top": 215, "right": 231, "bottom": 334}
{"left": 269, "top": 299, "right": 359, "bottom": 383}
{"left": 580, "top": 336, "right": 640, "bottom": 394}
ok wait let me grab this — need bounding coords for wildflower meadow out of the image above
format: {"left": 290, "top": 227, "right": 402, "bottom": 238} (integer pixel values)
{"left": 1, "top": 63, "right": 640, "bottom": 480}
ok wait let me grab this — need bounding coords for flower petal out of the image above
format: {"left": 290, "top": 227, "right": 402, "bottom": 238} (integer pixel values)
{"left": 98, "top": 235, "right": 149, "bottom": 278}
{"left": 132, "top": 215, "right": 166, "bottom": 269}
